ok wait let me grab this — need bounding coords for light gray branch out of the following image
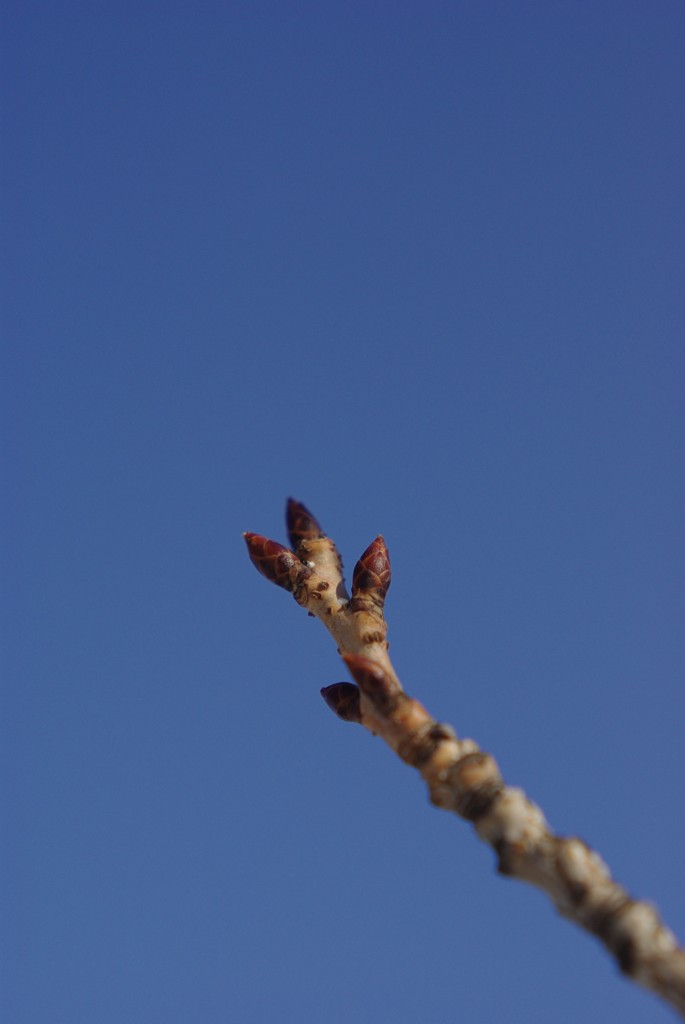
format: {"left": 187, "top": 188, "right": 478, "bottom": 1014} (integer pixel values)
{"left": 244, "top": 499, "right": 685, "bottom": 1018}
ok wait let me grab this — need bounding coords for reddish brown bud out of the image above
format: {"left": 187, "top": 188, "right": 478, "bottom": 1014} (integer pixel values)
{"left": 243, "top": 532, "right": 308, "bottom": 591}
{"left": 320, "top": 683, "right": 362, "bottom": 724}
{"left": 351, "top": 536, "right": 391, "bottom": 606}
{"left": 343, "top": 654, "right": 401, "bottom": 713}
{"left": 286, "top": 498, "right": 325, "bottom": 552}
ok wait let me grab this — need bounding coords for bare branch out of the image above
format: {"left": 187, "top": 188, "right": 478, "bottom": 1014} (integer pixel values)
{"left": 244, "top": 500, "right": 685, "bottom": 1018}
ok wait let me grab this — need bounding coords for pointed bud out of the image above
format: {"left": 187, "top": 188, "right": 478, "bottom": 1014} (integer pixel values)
{"left": 343, "top": 654, "right": 401, "bottom": 713}
{"left": 243, "top": 533, "right": 308, "bottom": 591}
{"left": 352, "top": 536, "right": 391, "bottom": 607}
{"left": 286, "top": 498, "right": 325, "bottom": 552}
{"left": 320, "top": 683, "right": 362, "bottom": 724}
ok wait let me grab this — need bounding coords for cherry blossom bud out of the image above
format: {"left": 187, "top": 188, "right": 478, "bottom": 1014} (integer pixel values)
{"left": 243, "top": 533, "right": 308, "bottom": 591}
{"left": 351, "top": 536, "right": 391, "bottom": 607}
{"left": 286, "top": 498, "right": 325, "bottom": 552}
{"left": 320, "top": 683, "right": 362, "bottom": 723}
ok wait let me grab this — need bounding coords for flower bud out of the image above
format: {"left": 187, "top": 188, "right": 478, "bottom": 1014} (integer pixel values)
{"left": 320, "top": 683, "right": 362, "bottom": 723}
{"left": 351, "top": 536, "right": 391, "bottom": 607}
{"left": 243, "top": 533, "right": 308, "bottom": 591}
{"left": 286, "top": 498, "right": 325, "bottom": 552}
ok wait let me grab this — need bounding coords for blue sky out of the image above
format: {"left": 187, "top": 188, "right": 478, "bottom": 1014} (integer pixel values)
{"left": 2, "top": 2, "right": 684, "bottom": 1021}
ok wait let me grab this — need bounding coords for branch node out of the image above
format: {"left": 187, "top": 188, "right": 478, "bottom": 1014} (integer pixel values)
{"left": 344, "top": 654, "right": 401, "bottom": 712}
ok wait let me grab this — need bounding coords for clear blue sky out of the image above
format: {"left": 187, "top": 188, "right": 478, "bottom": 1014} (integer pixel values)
{"left": 2, "top": 3, "right": 684, "bottom": 1021}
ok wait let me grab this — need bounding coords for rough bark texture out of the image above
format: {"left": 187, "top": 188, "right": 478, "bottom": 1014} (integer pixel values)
{"left": 244, "top": 499, "right": 685, "bottom": 1018}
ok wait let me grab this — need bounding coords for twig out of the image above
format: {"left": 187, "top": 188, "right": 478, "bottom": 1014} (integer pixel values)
{"left": 244, "top": 499, "right": 685, "bottom": 1018}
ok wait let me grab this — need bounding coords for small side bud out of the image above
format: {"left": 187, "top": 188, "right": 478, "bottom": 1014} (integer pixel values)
{"left": 320, "top": 683, "right": 362, "bottom": 724}
{"left": 243, "top": 533, "right": 307, "bottom": 591}
{"left": 351, "top": 536, "right": 391, "bottom": 607}
{"left": 286, "top": 498, "right": 325, "bottom": 552}
{"left": 343, "top": 654, "right": 401, "bottom": 713}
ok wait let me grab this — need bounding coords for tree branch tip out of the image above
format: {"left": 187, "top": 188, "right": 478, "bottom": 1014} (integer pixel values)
{"left": 244, "top": 500, "right": 685, "bottom": 1018}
